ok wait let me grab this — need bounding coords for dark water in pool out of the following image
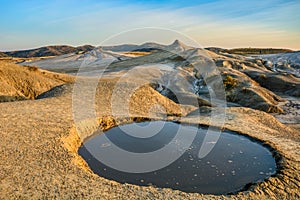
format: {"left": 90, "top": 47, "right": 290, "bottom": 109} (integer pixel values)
{"left": 78, "top": 121, "right": 277, "bottom": 195}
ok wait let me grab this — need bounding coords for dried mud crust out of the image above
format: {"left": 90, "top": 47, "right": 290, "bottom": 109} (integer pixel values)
{"left": 273, "top": 96, "right": 300, "bottom": 124}
{"left": 0, "top": 80, "right": 299, "bottom": 199}
{"left": 63, "top": 110, "right": 300, "bottom": 199}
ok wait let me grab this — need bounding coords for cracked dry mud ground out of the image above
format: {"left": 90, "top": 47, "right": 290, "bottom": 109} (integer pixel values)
{"left": 0, "top": 79, "right": 299, "bottom": 200}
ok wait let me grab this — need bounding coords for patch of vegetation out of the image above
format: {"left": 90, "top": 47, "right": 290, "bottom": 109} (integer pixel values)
{"left": 25, "top": 65, "right": 39, "bottom": 71}
{"left": 223, "top": 75, "right": 238, "bottom": 90}
{"left": 224, "top": 48, "right": 293, "bottom": 55}
{"left": 123, "top": 51, "right": 151, "bottom": 56}
{"left": 0, "top": 52, "right": 8, "bottom": 57}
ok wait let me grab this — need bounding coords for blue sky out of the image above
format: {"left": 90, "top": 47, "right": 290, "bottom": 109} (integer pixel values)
{"left": 0, "top": 0, "right": 299, "bottom": 51}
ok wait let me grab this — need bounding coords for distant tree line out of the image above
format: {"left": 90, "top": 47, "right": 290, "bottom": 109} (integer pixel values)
{"left": 224, "top": 48, "right": 293, "bottom": 55}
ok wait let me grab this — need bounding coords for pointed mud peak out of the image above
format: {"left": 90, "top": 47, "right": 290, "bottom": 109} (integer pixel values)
{"left": 167, "top": 39, "right": 191, "bottom": 52}
{"left": 171, "top": 39, "right": 186, "bottom": 47}
{"left": 173, "top": 39, "right": 183, "bottom": 45}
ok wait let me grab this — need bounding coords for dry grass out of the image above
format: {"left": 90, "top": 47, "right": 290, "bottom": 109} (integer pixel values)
{"left": 0, "top": 56, "right": 54, "bottom": 63}
{"left": 122, "top": 51, "right": 151, "bottom": 57}
{"left": 0, "top": 61, "right": 74, "bottom": 101}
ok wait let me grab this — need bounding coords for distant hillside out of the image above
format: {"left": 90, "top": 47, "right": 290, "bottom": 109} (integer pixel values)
{"left": 224, "top": 48, "right": 293, "bottom": 55}
{"left": 75, "top": 45, "right": 95, "bottom": 52}
{"left": 103, "top": 40, "right": 192, "bottom": 52}
{"left": 3, "top": 43, "right": 295, "bottom": 58}
{"left": 102, "top": 42, "right": 166, "bottom": 52}
{"left": 4, "top": 45, "right": 94, "bottom": 58}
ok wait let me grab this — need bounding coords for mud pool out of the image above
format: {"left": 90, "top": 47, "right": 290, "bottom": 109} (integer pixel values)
{"left": 79, "top": 121, "right": 277, "bottom": 194}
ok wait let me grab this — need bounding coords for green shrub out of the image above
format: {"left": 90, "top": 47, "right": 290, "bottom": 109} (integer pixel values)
{"left": 223, "top": 75, "right": 238, "bottom": 90}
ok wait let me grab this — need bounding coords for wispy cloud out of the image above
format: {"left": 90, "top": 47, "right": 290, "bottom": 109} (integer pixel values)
{"left": 0, "top": 0, "right": 299, "bottom": 50}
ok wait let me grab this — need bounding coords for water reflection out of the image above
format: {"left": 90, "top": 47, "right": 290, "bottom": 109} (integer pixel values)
{"left": 79, "top": 121, "right": 276, "bottom": 194}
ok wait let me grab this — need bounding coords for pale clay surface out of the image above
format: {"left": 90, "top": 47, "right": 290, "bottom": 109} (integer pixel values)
{"left": 0, "top": 77, "right": 299, "bottom": 199}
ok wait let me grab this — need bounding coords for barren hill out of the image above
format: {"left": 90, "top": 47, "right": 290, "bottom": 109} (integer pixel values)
{"left": 4, "top": 45, "right": 94, "bottom": 58}
{"left": 21, "top": 40, "right": 300, "bottom": 113}
{"left": 0, "top": 61, "right": 74, "bottom": 102}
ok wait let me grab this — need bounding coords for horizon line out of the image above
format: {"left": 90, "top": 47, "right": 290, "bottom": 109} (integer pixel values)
{"left": 1, "top": 41, "right": 299, "bottom": 52}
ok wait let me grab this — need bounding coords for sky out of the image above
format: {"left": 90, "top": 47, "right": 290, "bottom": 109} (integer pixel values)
{"left": 0, "top": 0, "right": 299, "bottom": 51}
